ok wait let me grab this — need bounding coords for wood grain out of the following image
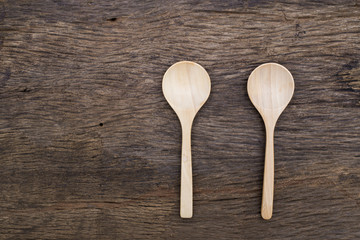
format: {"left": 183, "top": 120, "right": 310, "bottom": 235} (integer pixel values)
{"left": 0, "top": 0, "right": 359, "bottom": 239}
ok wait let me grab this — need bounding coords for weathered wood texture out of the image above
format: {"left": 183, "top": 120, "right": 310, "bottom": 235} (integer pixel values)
{"left": 0, "top": 0, "right": 359, "bottom": 239}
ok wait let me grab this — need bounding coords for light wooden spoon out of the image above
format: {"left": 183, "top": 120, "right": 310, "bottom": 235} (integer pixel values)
{"left": 247, "top": 63, "right": 294, "bottom": 220}
{"left": 162, "top": 61, "right": 211, "bottom": 218}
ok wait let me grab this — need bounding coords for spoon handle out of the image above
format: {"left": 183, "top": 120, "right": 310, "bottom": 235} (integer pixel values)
{"left": 180, "top": 123, "right": 193, "bottom": 218}
{"left": 262, "top": 125, "right": 275, "bottom": 220}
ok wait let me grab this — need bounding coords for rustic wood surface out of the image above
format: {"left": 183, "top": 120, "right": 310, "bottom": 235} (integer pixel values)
{"left": 0, "top": 0, "right": 359, "bottom": 239}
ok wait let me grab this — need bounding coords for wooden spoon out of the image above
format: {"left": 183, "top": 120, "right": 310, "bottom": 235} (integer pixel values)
{"left": 162, "top": 61, "right": 211, "bottom": 218}
{"left": 247, "top": 63, "right": 294, "bottom": 220}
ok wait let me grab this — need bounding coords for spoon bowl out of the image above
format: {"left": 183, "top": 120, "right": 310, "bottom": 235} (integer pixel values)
{"left": 163, "top": 61, "right": 211, "bottom": 117}
{"left": 163, "top": 61, "right": 211, "bottom": 218}
{"left": 248, "top": 63, "right": 294, "bottom": 122}
{"left": 247, "top": 63, "right": 294, "bottom": 220}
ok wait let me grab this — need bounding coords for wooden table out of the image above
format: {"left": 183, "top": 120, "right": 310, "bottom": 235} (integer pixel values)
{"left": 0, "top": 1, "right": 359, "bottom": 239}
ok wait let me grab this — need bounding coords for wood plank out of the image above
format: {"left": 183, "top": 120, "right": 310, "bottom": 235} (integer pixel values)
{"left": 0, "top": 0, "right": 359, "bottom": 239}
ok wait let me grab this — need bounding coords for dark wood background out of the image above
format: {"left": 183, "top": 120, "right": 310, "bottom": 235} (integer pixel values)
{"left": 0, "top": 0, "right": 359, "bottom": 239}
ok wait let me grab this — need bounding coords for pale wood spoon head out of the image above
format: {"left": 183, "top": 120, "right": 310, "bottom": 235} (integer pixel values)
{"left": 162, "top": 61, "right": 211, "bottom": 122}
{"left": 247, "top": 63, "right": 294, "bottom": 126}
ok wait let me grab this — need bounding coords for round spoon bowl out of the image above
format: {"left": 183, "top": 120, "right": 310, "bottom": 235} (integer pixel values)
{"left": 248, "top": 63, "right": 294, "bottom": 118}
{"left": 163, "top": 61, "right": 211, "bottom": 118}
